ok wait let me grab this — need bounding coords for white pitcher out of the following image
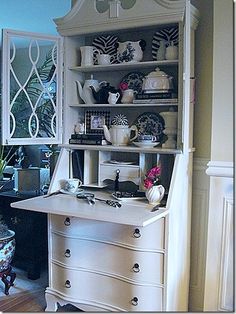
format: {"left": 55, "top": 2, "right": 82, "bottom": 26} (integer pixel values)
{"left": 108, "top": 92, "right": 120, "bottom": 105}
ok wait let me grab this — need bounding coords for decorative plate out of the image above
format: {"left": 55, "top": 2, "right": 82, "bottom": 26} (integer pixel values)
{"left": 92, "top": 35, "right": 119, "bottom": 64}
{"left": 152, "top": 26, "right": 179, "bottom": 60}
{"left": 133, "top": 112, "right": 165, "bottom": 142}
{"left": 112, "top": 191, "right": 146, "bottom": 201}
{"left": 120, "top": 72, "right": 145, "bottom": 93}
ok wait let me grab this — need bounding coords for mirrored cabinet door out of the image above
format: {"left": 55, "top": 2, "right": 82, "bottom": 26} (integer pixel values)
{"left": 1, "top": 29, "right": 63, "bottom": 145}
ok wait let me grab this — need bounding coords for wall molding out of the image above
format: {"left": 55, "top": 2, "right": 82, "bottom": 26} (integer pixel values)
{"left": 189, "top": 157, "right": 210, "bottom": 311}
{"left": 206, "top": 161, "right": 233, "bottom": 178}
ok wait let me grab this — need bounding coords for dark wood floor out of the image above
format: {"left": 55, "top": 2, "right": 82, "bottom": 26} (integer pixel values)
{"left": 0, "top": 289, "right": 46, "bottom": 312}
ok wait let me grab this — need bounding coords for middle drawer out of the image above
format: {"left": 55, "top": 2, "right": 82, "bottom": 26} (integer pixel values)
{"left": 51, "top": 232, "right": 164, "bottom": 285}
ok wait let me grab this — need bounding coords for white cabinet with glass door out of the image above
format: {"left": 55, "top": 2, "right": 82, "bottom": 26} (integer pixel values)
{"left": 1, "top": 29, "right": 63, "bottom": 145}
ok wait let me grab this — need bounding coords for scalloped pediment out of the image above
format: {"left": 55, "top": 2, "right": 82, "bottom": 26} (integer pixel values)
{"left": 54, "top": 0, "right": 192, "bottom": 36}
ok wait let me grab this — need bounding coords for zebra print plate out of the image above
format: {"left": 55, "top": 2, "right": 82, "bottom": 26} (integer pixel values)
{"left": 152, "top": 26, "right": 179, "bottom": 60}
{"left": 92, "top": 35, "right": 119, "bottom": 64}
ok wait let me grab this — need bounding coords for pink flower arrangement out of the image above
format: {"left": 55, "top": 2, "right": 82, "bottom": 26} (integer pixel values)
{"left": 119, "top": 82, "right": 129, "bottom": 91}
{"left": 144, "top": 166, "right": 161, "bottom": 189}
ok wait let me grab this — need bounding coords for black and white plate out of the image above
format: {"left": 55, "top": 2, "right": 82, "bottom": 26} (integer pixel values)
{"left": 92, "top": 35, "right": 119, "bottom": 64}
{"left": 133, "top": 112, "right": 165, "bottom": 142}
{"left": 120, "top": 72, "right": 145, "bottom": 93}
{"left": 152, "top": 26, "right": 179, "bottom": 60}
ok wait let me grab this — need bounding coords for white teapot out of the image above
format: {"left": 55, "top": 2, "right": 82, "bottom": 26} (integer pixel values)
{"left": 76, "top": 75, "right": 105, "bottom": 104}
{"left": 103, "top": 124, "right": 138, "bottom": 146}
{"left": 116, "top": 40, "right": 146, "bottom": 63}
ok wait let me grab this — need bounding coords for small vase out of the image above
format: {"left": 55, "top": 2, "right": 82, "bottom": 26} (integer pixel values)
{"left": 145, "top": 185, "right": 165, "bottom": 205}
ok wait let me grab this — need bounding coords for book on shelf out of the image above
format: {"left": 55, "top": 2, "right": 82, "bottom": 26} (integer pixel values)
{"left": 133, "top": 98, "right": 178, "bottom": 104}
{"left": 135, "top": 92, "right": 177, "bottom": 100}
{"left": 71, "top": 133, "right": 105, "bottom": 140}
{"left": 69, "top": 138, "right": 108, "bottom": 145}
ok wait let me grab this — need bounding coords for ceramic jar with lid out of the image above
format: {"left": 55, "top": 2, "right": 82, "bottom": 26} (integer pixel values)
{"left": 142, "top": 67, "right": 174, "bottom": 93}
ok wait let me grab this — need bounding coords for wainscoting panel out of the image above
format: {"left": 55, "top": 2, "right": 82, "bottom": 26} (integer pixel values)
{"left": 218, "top": 196, "right": 233, "bottom": 311}
{"left": 203, "top": 161, "right": 234, "bottom": 311}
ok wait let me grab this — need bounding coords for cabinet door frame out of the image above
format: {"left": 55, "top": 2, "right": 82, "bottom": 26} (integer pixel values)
{"left": 1, "top": 29, "right": 63, "bottom": 145}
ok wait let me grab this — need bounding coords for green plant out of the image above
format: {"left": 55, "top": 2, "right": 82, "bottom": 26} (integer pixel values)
{"left": 0, "top": 145, "right": 15, "bottom": 178}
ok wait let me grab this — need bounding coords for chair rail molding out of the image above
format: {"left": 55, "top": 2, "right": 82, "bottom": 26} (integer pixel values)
{"left": 206, "top": 160, "right": 233, "bottom": 178}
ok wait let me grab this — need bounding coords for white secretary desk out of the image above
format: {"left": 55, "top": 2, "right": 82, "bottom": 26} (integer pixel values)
{"left": 10, "top": 0, "right": 199, "bottom": 311}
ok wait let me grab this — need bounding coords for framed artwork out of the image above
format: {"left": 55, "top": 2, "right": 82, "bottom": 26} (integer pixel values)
{"left": 85, "top": 110, "right": 110, "bottom": 134}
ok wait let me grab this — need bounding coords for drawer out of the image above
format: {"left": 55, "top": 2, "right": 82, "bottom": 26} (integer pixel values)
{"left": 51, "top": 232, "right": 164, "bottom": 285}
{"left": 99, "top": 163, "right": 140, "bottom": 185}
{"left": 50, "top": 215, "right": 165, "bottom": 251}
{"left": 51, "top": 263, "right": 163, "bottom": 311}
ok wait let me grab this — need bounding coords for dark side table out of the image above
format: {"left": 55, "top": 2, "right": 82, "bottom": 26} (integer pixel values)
{"left": 0, "top": 190, "right": 48, "bottom": 280}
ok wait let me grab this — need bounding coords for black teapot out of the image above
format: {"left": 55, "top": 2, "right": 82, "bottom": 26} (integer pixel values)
{"left": 90, "top": 82, "right": 121, "bottom": 104}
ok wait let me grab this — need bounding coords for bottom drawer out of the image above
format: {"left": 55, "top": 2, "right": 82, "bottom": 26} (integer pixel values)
{"left": 51, "top": 263, "right": 163, "bottom": 312}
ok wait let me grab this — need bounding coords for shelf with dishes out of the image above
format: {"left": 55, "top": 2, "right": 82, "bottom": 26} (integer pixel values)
{"left": 69, "top": 60, "right": 178, "bottom": 73}
{"left": 61, "top": 144, "right": 181, "bottom": 155}
{"left": 69, "top": 101, "right": 178, "bottom": 108}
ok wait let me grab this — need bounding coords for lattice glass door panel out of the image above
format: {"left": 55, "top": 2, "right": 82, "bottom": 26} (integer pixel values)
{"left": 2, "top": 29, "right": 63, "bottom": 145}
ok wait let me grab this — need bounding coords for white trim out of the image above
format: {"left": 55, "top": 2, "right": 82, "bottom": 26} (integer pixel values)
{"left": 206, "top": 161, "right": 234, "bottom": 178}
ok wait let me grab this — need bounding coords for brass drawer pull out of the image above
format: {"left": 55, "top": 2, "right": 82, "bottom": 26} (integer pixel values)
{"left": 131, "top": 297, "right": 138, "bottom": 306}
{"left": 64, "top": 249, "right": 71, "bottom": 258}
{"left": 132, "top": 263, "right": 140, "bottom": 273}
{"left": 133, "top": 228, "right": 141, "bottom": 238}
{"left": 65, "top": 280, "right": 71, "bottom": 288}
{"left": 64, "top": 217, "right": 71, "bottom": 226}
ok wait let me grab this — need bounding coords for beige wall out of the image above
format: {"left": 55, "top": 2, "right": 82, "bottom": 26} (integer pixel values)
{"left": 211, "top": 0, "right": 233, "bottom": 162}
{"left": 192, "top": 0, "right": 233, "bottom": 162}
{"left": 192, "top": 0, "right": 213, "bottom": 159}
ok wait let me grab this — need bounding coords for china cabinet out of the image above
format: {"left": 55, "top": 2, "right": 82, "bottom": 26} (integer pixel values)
{"left": 9, "top": 0, "right": 199, "bottom": 312}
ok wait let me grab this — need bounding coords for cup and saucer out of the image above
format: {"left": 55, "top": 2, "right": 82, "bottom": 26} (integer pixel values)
{"left": 133, "top": 134, "right": 160, "bottom": 148}
{"left": 59, "top": 178, "right": 84, "bottom": 195}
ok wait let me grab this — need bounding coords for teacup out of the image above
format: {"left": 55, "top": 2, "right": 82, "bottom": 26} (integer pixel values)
{"left": 97, "top": 53, "right": 114, "bottom": 65}
{"left": 60, "top": 178, "right": 82, "bottom": 193}
{"left": 137, "top": 135, "right": 157, "bottom": 142}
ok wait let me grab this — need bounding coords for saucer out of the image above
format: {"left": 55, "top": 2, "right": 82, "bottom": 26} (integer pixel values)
{"left": 133, "top": 142, "right": 160, "bottom": 148}
{"left": 59, "top": 188, "right": 84, "bottom": 196}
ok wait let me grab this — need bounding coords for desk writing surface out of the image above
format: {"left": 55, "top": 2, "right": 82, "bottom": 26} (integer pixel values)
{"left": 10, "top": 190, "right": 168, "bottom": 227}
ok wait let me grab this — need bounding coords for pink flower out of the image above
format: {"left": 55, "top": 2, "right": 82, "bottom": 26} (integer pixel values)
{"left": 144, "top": 178, "right": 153, "bottom": 189}
{"left": 144, "top": 166, "right": 161, "bottom": 189}
{"left": 119, "top": 82, "right": 129, "bottom": 91}
{"left": 146, "top": 167, "right": 161, "bottom": 179}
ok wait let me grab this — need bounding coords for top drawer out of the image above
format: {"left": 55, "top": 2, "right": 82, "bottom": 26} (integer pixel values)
{"left": 50, "top": 215, "right": 165, "bottom": 251}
